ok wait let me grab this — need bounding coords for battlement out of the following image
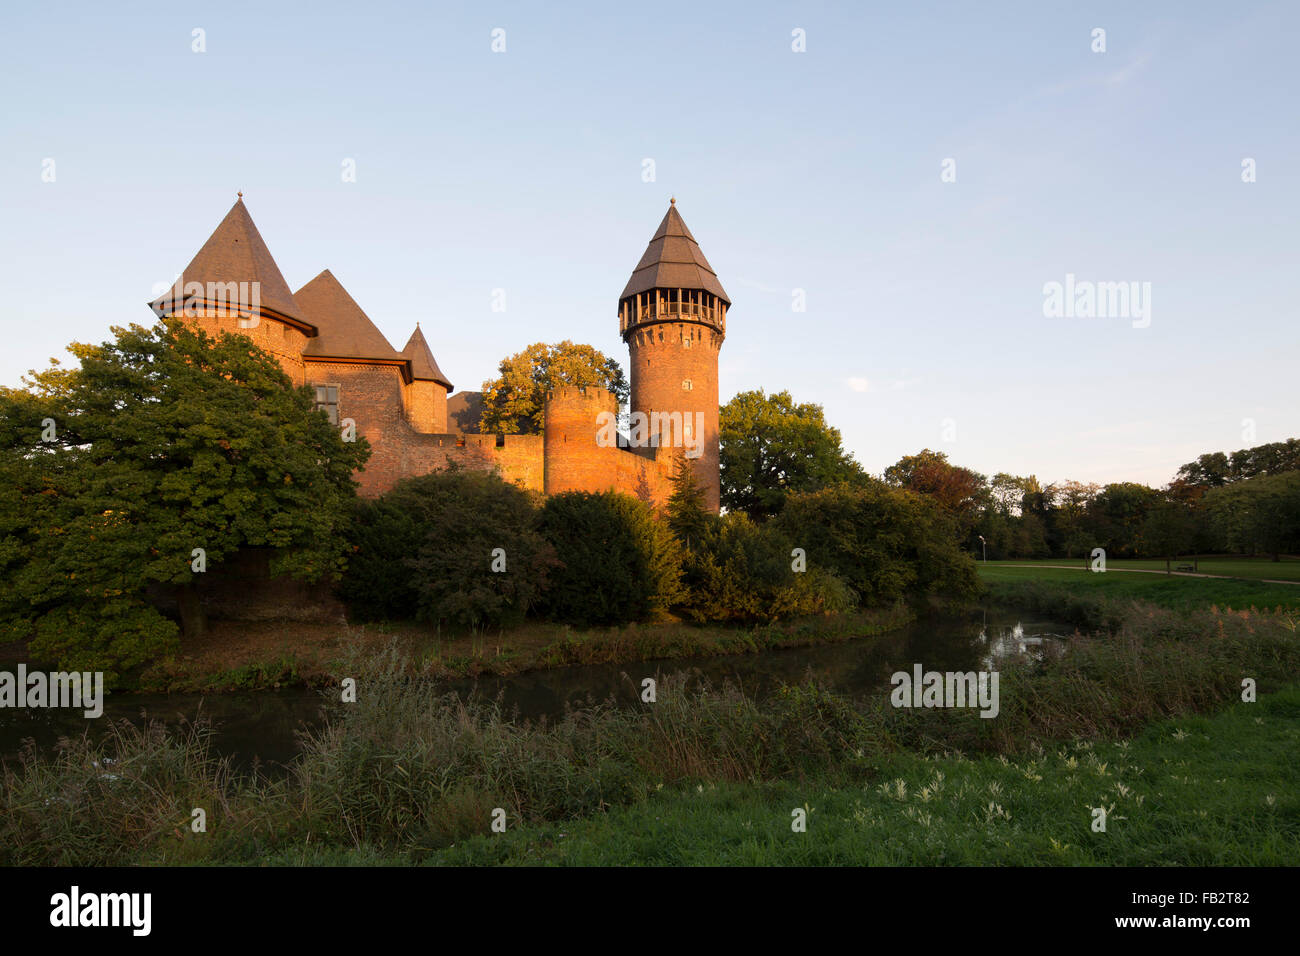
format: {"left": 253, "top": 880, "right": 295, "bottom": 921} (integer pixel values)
{"left": 544, "top": 384, "right": 618, "bottom": 409}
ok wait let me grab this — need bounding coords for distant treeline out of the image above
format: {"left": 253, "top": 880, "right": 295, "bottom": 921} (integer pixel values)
{"left": 881, "top": 440, "right": 1300, "bottom": 562}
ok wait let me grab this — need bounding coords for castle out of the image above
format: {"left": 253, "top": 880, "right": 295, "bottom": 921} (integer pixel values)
{"left": 148, "top": 196, "right": 730, "bottom": 511}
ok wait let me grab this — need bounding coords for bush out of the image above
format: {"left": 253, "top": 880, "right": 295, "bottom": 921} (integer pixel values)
{"left": 538, "top": 491, "right": 683, "bottom": 626}
{"left": 777, "top": 479, "right": 979, "bottom": 604}
{"left": 676, "top": 512, "right": 855, "bottom": 623}
{"left": 339, "top": 470, "right": 556, "bottom": 629}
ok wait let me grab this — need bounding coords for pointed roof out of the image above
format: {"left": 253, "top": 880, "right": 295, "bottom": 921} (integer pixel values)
{"left": 149, "top": 196, "right": 310, "bottom": 328}
{"left": 401, "top": 325, "right": 454, "bottom": 391}
{"left": 619, "top": 199, "right": 729, "bottom": 303}
{"left": 294, "top": 270, "right": 406, "bottom": 363}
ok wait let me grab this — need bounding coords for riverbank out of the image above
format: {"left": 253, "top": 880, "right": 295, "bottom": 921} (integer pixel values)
{"left": 126, "top": 603, "right": 918, "bottom": 693}
{"left": 4, "top": 594, "right": 1296, "bottom": 866}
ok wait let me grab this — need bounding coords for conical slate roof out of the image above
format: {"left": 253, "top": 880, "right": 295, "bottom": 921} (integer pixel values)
{"left": 295, "top": 270, "right": 405, "bottom": 362}
{"left": 401, "top": 325, "right": 454, "bottom": 391}
{"left": 619, "top": 199, "right": 729, "bottom": 303}
{"left": 149, "top": 196, "right": 309, "bottom": 327}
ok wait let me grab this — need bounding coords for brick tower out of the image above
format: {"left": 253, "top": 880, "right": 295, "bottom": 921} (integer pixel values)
{"left": 618, "top": 199, "right": 729, "bottom": 511}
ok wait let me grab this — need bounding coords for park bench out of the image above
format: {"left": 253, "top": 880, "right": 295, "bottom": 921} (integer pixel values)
{"left": 1175, "top": 563, "right": 1195, "bottom": 573}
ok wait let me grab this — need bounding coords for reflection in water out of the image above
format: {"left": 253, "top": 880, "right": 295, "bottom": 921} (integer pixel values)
{"left": 0, "top": 606, "right": 1073, "bottom": 773}
{"left": 978, "top": 615, "right": 1069, "bottom": 671}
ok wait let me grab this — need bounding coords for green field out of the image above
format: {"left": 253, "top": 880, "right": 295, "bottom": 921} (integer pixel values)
{"left": 984, "top": 556, "right": 1300, "bottom": 582}
{"left": 978, "top": 563, "right": 1300, "bottom": 614}
{"left": 274, "top": 687, "right": 1300, "bottom": 866}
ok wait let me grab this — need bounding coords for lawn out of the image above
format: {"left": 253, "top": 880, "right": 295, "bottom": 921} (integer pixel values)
{"left": 978, "top": 564, "right": 1300, "bottom": 614}
{"left": 984, "top": 556, "right": 1300, "bottom": 582}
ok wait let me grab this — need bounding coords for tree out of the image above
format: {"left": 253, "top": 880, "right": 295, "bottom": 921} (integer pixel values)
{"left": 537, "top": 491, "right": 683, "bottom": 626}
{"left": 0, "top": 320, "right": 368, "bottom": 682}
{"left": 672, "top": 512, "right": 854, "bottom": 624}
{"left": 883, "top": 449, "right": 987, "bottom": 537}
{"left": 1204, "top": 471, "right": 1300, "bottom": 561}
{"left": 1139, "top": 497, "right": 1195, "bottom": 572}
{"left": 665, "top": 451, "right": 711, "bottom": 547}
{"left": 479, "top": 341, "right": 628, "bottom": 434}
{"left": 1175, "top": 452, "right": 1231, "bottom": 488}
{"left": 776, "top": 479, "right": 979, "bottom": 605}
{"left": 719, "top": 389, "right": 866, "bottom": 520}
{"left": 339, "top": 470, "right": 557, "bottom": 629}
{"left": 1088, "top": 482, "right": 1158, "bottom": 558}
{"left": 1047, "top": 481, "right": 1100, "bottom": 559}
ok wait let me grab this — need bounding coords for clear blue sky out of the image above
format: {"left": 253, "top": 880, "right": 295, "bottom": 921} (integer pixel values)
{"left": 2, "top": 0, "right": 1296, "bottom": 487}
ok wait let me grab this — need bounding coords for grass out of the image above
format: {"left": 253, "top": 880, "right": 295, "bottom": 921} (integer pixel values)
{"left": 985, "top": 555, "right": 1300, "bottom": 582}
{"left": 424, "top": 687, "right": 1300, "bottom": 866}
{"left": 4, "top": 596, "right": 1298, "bottom": 866}
{"left": 978, "top": 564, "right": 1300, "bottom": 615}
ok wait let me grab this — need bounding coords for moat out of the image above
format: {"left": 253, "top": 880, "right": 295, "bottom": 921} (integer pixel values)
{"left": 0, "top": 605, "right": 1072, "bottom": 774}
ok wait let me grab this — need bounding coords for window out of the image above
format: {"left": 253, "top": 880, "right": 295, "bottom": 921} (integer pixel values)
{"left": 682, "top": 379, "right": 693, "bottom": 391}
{"left": 683, "top": 336, "right": 691, "bottom": 349}
{"left": 314, "top": 384, "right": 340, "bottom": 424}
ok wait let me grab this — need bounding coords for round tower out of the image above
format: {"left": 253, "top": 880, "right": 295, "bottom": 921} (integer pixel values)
{"left": 619, "top": 199, "right": 729, "bottom": 511}
{"left": 543, "top": 384, "right": 620, "bottom": 496}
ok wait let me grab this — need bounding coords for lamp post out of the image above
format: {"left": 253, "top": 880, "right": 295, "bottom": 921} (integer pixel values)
{"left": 978, "top": 534, "right": 986, "bottom": 563}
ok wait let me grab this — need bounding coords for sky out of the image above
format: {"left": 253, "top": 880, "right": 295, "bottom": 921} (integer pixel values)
{"left": 2, "top": 0, "right": 1296, "bottom": 488}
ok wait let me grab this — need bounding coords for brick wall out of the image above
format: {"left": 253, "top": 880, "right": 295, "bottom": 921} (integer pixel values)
{"left": 185, "top": 309, "right": 309, "bottom": 386}
{"left": 627, "top": 321, "right": 722, "bottom": 511}
{"left": 402, "top": 378, "right": 449, "bottom": 433}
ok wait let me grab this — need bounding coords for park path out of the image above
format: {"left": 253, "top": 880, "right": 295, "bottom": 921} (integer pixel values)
{"left": 993, "top": 564, "right": 1300, "bottom": 586}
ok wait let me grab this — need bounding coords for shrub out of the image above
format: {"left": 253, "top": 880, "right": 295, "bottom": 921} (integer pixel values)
{"left": 676, "top": 512, "right": 855, "bottom": 623}
{"left": 777, "top": 480, "right": 979, "bottom": 604}
{"left": 538, "top": 491, "right": 683, "bottom": 626}
{"left": 339, "top": 470, "right": 556, "bottom": 629}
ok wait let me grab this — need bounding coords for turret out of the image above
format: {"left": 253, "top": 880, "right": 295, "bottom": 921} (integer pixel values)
{"left": 543, "top": 385, "right": 619, "bottom": 496}
{"left": 401, "top": 323, "right": 455, "bottom": 433}
{"left": 618, "top": 199, "right": 728, "bottom": 511}
{"left": 148, "top": 194, "right": 314, "bottom": 384}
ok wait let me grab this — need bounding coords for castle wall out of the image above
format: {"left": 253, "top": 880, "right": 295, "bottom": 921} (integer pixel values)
{"left": 402, "top": 378, "right": 449, "bottom": 433}
{"left": 543, "top": 386, "right": 620, "bottom": 496}
{"left": 614, "top": 445, "right": 675, "bottom": 509}
{"left": 298, "top": 357, "right": 541, "bottom": 496}
{"left": 172, "top": 302, "right": 711, "bottom": 513}
{"left": 184, "top": 309, "right": 309, "bottom": 386}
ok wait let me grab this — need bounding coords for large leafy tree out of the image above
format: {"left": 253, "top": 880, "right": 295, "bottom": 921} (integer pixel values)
{"left": 0, "top": 320, "right": 369, "bottom": 681}
{"left": 719, "top": 389, "right": 866, "bottom": 520}
{"left": 1139, "top": 496, "right": 1196, "bottom": 571}
{"left": 883, "top": 449, "right": 987, "bottom": 536}
{"left": 776, "top": 480, "right": 979, "bottom": 605}
{"left": 479, "top": 341, "right": 628, "bottom": 434}
{"left": 1203, "top": 471, "right": 1300, "bottom": 561}
{"left": 1088, "top": 482, "right": 1159, "bottom": 558}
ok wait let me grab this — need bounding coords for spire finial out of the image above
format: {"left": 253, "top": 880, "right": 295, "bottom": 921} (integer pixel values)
{"left": 669, "top": 196, "right": 676, "bottom": 205}
{"left": 237, "top": 190, "right": 243, "bottom": 199}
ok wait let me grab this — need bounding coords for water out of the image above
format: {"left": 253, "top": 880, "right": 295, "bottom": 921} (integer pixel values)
{"left": 0, "top": 606, "right": 1072, "bottom": 774}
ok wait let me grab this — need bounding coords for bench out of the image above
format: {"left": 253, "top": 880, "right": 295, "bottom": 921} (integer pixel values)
{"left": 1175, "top": 563, "right": 1195, "bottom": 573}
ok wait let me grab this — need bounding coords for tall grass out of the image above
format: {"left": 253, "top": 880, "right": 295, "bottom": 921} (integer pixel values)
{"left": 3, "top": 598, "right": 1297, "bottom": 865}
